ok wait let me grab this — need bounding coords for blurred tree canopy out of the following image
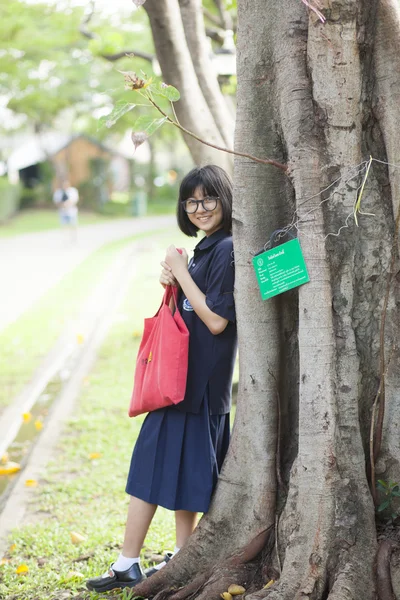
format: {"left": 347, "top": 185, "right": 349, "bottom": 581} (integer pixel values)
{"left": 0, "top": 0, "right": 238, "bottom": 164}
{"left": 0, "top": 0, "right": 180, "bottom": 142}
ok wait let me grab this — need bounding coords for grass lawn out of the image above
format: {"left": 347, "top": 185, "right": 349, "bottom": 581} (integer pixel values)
{"left": 0, "top": 231, "right": 190, "bottom": 600}
{"left": 0, "top": 228, "right": 170, "bottom": 415}
{"left": 0, "top": 230, "right": 238, "bottom": 600}
{"left": 0, "top": 210, "right": 122, "bottom": 238}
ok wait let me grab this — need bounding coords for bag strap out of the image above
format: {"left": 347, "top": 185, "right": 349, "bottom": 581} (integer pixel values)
{"left": 155, "top": 286, "right": 179, "bottom": 315}
{"left": 164, "top": 285, "right": 179, "bottom": 310}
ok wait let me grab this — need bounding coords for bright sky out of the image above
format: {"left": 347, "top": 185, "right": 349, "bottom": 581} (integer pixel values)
{"left": 24, "top": 0, "right": 136, "bottom": 16}
{"left": 76, "top": 0, "right": 135, "bottom": 16}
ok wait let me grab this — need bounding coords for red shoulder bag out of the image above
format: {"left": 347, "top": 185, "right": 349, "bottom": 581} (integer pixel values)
{"left": 128, "top": 286, "right": 189, "bottom": 417}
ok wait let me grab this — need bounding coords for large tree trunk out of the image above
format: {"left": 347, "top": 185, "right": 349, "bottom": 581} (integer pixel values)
{"left": 373, "top": 0, "right": 400, "bottom": 487}
{"left": 178, "top": 0, "right": 235, "bottom": 149}
{"left": 132, "top": 1, "right": 400, "bottom": 598}
{"left": 144, "top": 0, "right": 233, "bottom": 171}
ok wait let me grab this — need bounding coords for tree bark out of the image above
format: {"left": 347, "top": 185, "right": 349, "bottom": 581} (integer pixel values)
{"left": 132, "top": 0, "right": 400, "bottom": 598}
{"left": 372, "top": 0, "right": 400, "bottom": 490}
{"left": 263, "top": 2, "right": 377, "bottom": 597}
{"left": 143, "top": 0, "right": 233, "bottom": 171}
{"left": 179, "top": 0, "right": 235, "bottom": 148}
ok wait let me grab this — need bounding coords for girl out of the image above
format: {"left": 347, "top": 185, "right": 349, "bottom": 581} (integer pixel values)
{"left": 87, "top": 165, "right": 237, "bottom": 593}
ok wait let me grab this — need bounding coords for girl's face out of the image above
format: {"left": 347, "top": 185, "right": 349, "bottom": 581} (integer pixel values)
{"left": 186, "top": 187, "right": 224, "bottom": 237}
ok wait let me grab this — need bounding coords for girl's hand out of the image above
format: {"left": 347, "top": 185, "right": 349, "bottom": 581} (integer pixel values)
{"left": 164, "top": 246, "right": 188, "bottom": 278}
{"left": 159, "top": 261, "right": 178, "bottom": 289}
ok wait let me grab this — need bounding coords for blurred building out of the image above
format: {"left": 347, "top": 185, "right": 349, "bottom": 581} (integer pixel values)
{"left": 7, "top": 132, "right": 133, "bottom": 194}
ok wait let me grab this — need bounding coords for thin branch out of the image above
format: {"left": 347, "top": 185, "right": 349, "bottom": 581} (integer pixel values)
{"left": 376, "top": 540, "right": 397, "bottom": 600}
{"left": 205, "top": 27, "right": 226, "bottom": 44}
{"left": 79, "top": 0, "right": 97, "bottom": 40}
{"left": 274, "top": 514, "right": 282, "bottom": 575}
{"left": 170, "top": 101, "right": 181, "bottom": 128}
{"left": 301, "top": 0, "right": 326, "bottom": 23}
{"left": 102, "top": 50, "right": 154, "bottom": 63}
{"left": 213, "top": 0, "right": 233, "bottom": 31}
{"left": 267, "top": 367, "right": 286, "bottom": 494}
{"left": 203, "top": 6, "right": 224, "bottom": 28}
{"left": 79, "top": 4, "right": 154, "bottom": 64}
{"left": 369, "top": 379, "right": 384, "bottom": 506}
{"left": 146, "top": 97, "right": 287, "bottom": 172}
{"left": 370, "top": 342, "right": 398, "bottom": 504}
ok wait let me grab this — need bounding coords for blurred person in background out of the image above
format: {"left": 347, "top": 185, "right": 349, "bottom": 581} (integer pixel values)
{"left": 53, "top": 180, "right": 79, "bottom": 242}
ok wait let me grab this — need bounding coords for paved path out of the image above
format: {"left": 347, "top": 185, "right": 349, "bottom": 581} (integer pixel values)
{"left": 0, "top": 215, "right": 175, "bottom": 334}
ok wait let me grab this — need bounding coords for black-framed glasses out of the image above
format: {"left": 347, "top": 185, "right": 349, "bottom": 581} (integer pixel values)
{"left": 182, "top": 196, "right": 219, "bottom": 214}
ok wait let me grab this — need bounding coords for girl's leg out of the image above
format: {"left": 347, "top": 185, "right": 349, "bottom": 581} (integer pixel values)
{"left": 122, "top": 496, "right": 158, "bottom": 557}
{"left": 86, "top": 496, "right": 157, "bottom": 592}
{"left": 175, "top": 510, "right": 198, "bottom": 549}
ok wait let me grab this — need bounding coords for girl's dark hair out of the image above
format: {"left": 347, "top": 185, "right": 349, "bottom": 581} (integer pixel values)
{"left": 177, "top": 165, "right": 233, "bottom": 237}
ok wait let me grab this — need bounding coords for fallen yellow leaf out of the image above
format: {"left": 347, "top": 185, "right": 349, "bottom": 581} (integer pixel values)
{"left": 34, "top": 420, "right": 43, "bottom": 431}
{"left": 132, "top": 330, "right": 141, "bottom": 338}
{"left": 220, "top": 594, "right": 232, "bottom": 600}
{"left": 70, "top": 531, "right": 86, "bottom": 544}
{"left": 0, "top": 462, "right": 21, "bottom": 475}
{"left": 22, "top": 412, "right": 32, "bottom": 423}
{"left": 228, "top": 585, "right": 246, "bottom": 595}
{"left": 9, "top": 544, "right": 16, "bottom": 553}
{"left": 76, "top": 334, "right": 84, "bottom": 345}
{"left": 25, "top": 479, "right": 38, "bottom": 487}
{"left": 1, "top": 558, "right": 10, "bottom": 565}
{"left": 264, "top": 580, "right": 275, "bottom": 589}
{"left": 88, "top": 453, "right": 102, "bottom": 460}
{"left": 16, "top": 564, "right": 29, "bottom": 575}
{"left": 1, "top": 453, "right": 9, "bottom": 464}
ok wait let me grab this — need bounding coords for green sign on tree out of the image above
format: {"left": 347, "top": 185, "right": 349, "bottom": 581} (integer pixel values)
{"left": 252, "top": 238, "right": 310, "bottom": 300}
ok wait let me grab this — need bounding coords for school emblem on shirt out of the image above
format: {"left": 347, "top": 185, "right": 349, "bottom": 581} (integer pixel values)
{"left": 183, "top": 298, "right": 194, "bottom": 311}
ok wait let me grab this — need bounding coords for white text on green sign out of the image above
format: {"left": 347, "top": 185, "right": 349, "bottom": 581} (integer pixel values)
{"left": 252, "top": 238, "right": 310, "bottom": 300}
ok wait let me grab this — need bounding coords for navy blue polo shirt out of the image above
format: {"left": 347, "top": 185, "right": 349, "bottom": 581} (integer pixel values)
{"left": 177, "top": 229, "right": 237, "bottom": 415}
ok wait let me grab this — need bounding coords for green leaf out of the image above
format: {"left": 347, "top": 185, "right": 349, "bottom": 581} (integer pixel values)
{"left": 377, "top": 480, "right": 388, "bottom": 490}
{"left": 131, "top": 117, "right": 167, "bottom": 153}
{"left": 150, "top": 83, "right": 181, "bottom": 102}
{"left": 98, "top": 102, "right": 136, "bottom": 129}
{"left": 161, "top": 85, "right": 180, "bottom": 102}
{"left": 377, "top": 500, "right": 390, "bottom": 512}
{"left": 391, "top": 490, "right": 400, "bottom": 497}
{"left": 133, "top": 115, "right": 167, "bottom": 136}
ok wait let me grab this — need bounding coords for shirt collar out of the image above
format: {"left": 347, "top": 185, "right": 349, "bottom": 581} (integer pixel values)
{"left": 194, "top": 229, "right": 231, "bottom": 252}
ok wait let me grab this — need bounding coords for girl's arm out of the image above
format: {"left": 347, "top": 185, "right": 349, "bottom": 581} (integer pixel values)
{"left": 164, "top": 246, "right": 229, "bottom": 335}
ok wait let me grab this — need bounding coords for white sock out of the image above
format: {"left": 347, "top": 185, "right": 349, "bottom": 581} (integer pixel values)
{"left": 173, "top": 546, "right": 180, "bottom": 554}
{"left": 111, "top": 554, "right": 140, "bottom": 572}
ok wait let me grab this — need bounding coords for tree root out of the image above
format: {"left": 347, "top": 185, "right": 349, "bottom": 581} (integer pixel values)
{"left": 142, "top": 564, "right": 258, "bottom": 600}
{"left": 376, "top": 540, "right": 397, "bottom": 600}
{"left": 152, "top": 573, "right": 210, "bottom": 600}
{"left": 132, "top": 527, "right": 273, "bottom": 599}
{"left": 179, "top": 564, "right": 258, "bottom": 600}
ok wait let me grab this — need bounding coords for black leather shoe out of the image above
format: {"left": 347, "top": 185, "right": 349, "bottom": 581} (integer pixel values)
{"left": 144, "top": 551, "right": 174, "bottom": 577}
{"left": 86, "top": 562, "right": 146, "bottom": 592}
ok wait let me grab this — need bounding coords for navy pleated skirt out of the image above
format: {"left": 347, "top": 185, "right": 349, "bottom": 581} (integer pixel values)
{"left": 125, "top": 392, "right": 230, "bottom": 513}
